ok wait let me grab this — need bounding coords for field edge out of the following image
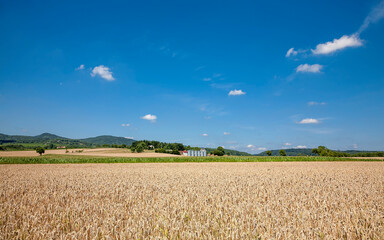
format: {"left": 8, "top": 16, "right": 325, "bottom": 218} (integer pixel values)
{"left": 1, "top": 155, "right": 383, "bottom": 164}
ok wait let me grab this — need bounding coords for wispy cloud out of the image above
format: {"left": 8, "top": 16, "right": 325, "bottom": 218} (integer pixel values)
{"left": 223, "top": 132, "right": 231, "bottom": 135}
{"left": 297, "top": 118, "right": 320, "bottom": 124}
{"left": 286, "top": 48, "right": 298, "bottom": 57}
{"left": 312, "top": 35, "right": 363, "bottom": 55}
{"left": 140, "top": 114, "right": 157, "bottom": 122}
{"left": 203, "top": 77, "right": 212, "bottom": 81}
{"left": 308, "top": 101, "right": 326, "bottom": 106}
{"left": 195, "top": 66, "right": 206, "bottom": 71}
{"left": 121, "top": 123, "right": 130, "bottom": 127}
{"left": 284, "top": 142, "right": 292, "bottom": 146}
{"left": 91, "top": 65, "right": 115, "bottom": 81}
{"left": 75, "top": 64, "right": 84, "bottom": 70}
{"left": 290, "top": 1, "right": 384, "bottom": 57}
{"left": 125, "top": 137, "right": 134, "bottom": 139}
{"left": 357, "top": 0, "right": 384, "bottom": 34}
{"left": 247, "top": 145, "right": 266, "bottom": 151}
{"left": 199, "top": 103, "right": 227, "bottom": 116}
{"left": 296, "top": 64, "right": 323, "bottom": 73}
{"left": 294, "top": 145, "right": 307, "bottom": 149}
{"left": 228, "top": 89, "right": 246, "bottom": 96}
{"left": 201, "top": 133, "right": 208, "bottom": 137}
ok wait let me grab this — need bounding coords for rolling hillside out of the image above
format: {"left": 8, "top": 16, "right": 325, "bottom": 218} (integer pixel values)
{"left": 256, "top": 148, "right": 383, "bottom": 156}
{"left": 0, "top": 133, "right": 135, "bottom": 150}
{"left": 80, "top": 135, "right": 135, "bottom": 146}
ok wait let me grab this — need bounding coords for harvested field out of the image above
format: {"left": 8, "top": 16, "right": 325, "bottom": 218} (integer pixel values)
{"left": 0, "top": 148, "right": 179, "bottom": 158}
{"left": 1, "top": 162, "right": 383, "bottom": 239}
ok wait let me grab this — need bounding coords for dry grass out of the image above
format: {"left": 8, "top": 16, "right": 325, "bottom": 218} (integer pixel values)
{"left": 1, "top": 162, "right": 383, "bottom": 239}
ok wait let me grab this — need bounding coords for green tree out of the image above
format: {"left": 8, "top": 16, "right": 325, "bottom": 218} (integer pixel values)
{"left": 311, "top": 148, "right": 319, "bottom": 155}
{"left": 213, "top": 146, "right": 225, "bottom": 156}
{"left": 279, "top": 149, "right": 286, "bottom": 156}
{"left": 266, "top": 150, "right": 272, "bottom": 156}
{"left": 135, "top": 142, "right": 146, "bottom": 153}
{"left": 171, "top": 148, "right": 181, "bottom": 155}
{"left": 36, "top": 147, "right": 45, "bottom": 156}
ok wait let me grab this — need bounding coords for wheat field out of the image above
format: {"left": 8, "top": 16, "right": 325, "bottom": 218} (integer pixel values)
{"left": 0, "top": 162, "right": 383, "bottom": 239}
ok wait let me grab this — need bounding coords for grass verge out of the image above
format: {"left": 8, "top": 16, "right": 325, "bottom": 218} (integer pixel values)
{"left": 0, "top": 154, "right": 383, "bottom": 164}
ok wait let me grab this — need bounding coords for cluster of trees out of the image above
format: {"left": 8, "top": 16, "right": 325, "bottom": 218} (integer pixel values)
{"left": 311, "top": 146, "right": 349, "bottom": 157}
{"left": 265, "top": 150, "right": 287, "bottom": 156}
{"left": 131, "top": 142, "right": 147, "bottom": 153}
{"left": 130, "top": 140, "right": 185, "bottom": 155}
{"left": 130, "top": 140, "right": 185, "bottom": 151}
{"left": 211, "top": 146, "right": 226, "bottom": 156}
{"left": 155, "top": 148, "right": 181, "bottom": 155}
{"left": 312, "top": 146, "right": 384, "bottom": 157}
{"left": 351, "top": 151, "right": 384, "bottom": 157}
{"left": 0, "top": 144, "right": 25, "bottom": 151}
{"left": 107, "top": 144, "right": 128, "bottom": 148}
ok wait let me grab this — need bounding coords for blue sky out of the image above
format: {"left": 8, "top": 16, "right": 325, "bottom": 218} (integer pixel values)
{"left": 1, "top": 0, "right": 383, "bottom": 153}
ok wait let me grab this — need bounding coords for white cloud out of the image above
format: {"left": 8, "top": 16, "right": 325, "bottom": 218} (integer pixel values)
{"left": 294, "top": 145, "right": 307, "bottom": 149}
{"left": 203, "top": 78, "right": 212, "bottom": 81}
{"left": 125, "top": 137, "right": 134, "bottom": 139}
{"left": 91, "top": 65, "right": 115, "bottom": 81}
{"left": 224, "top": 132, "right": 231, "bottom": 135}
{"left": 286, "top": 48, "right": 298, "bottom": 57}
{"left": 296, "top": 64, "right": 323, "bottom": 73}
{"left": 247, "top": 144, "right": 266, "bottom": 151}
{"left": 353, "top": 143, "right": 358, "bottom": 149}
{"left": 228, "top": 89, "right": 246, "bottom": 96}
{"left": 75, "top": 64, "right": 85, "bottom": 70}
{"left": 201, "top": 133, "right": 208, "bottom": 137}
{"left": 312, "top": 35, "right": 363, "bottom": 55}
{"left": 308, "top": 101, "right": 326, "bottom": 106}
{"left": 121, "top": 123, "right": 131, "bottom": 127}
{"left": 298, "top": 118, "right": 320, "bottom": 124}
{"left": 284, "top": 142, "right": 292, "bottom": 146}
{"left": 357, "top": 0, "right": 384, "bottom": 34}
{"left": 140, "top": 114, "right": 157, "bottom": 122}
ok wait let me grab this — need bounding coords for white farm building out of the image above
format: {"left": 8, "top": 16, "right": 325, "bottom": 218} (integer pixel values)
{"left": 187, "top": 149, "right": 207, "bottom": 157}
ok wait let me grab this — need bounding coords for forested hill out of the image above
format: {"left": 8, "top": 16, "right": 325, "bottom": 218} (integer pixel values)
{"left": 256, "top": 148, "right": 383, "bottom": 156}
{"left": 80, "top": 135, "right": 135, "bottom": 145}
{"left": 0, "top": 133, "right": 136, "bottom": 150}
{"left": 256, "top": 149, "right": 315, "bottom": 156}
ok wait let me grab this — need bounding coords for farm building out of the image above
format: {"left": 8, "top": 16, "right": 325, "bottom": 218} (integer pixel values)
{"left": 187, "top": 149, "right": 207, "bottom": 157}
{"left": 179, "top": 150, "right": 188, "bottom": 156}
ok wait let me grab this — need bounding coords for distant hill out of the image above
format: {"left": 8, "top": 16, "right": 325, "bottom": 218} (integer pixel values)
{"left": 0, "top": 133, "right": 135, "bottom": 149}
{"left": 256, "top": 148, "right": 383, "bottom": 156}
{"left": 0, "top": 132, "right": 67, "bottom": 142}
{"left": 0, "top": 133, "right": 91, "bottom": 149}
{"left": 80, "top": 135, "right": 135, "bottom": 146}
{"left": 256, "top": 148, "right": 315, "bottom": 156}
{"left": 35, "top": 133, "right": 68, "bottom": 140}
